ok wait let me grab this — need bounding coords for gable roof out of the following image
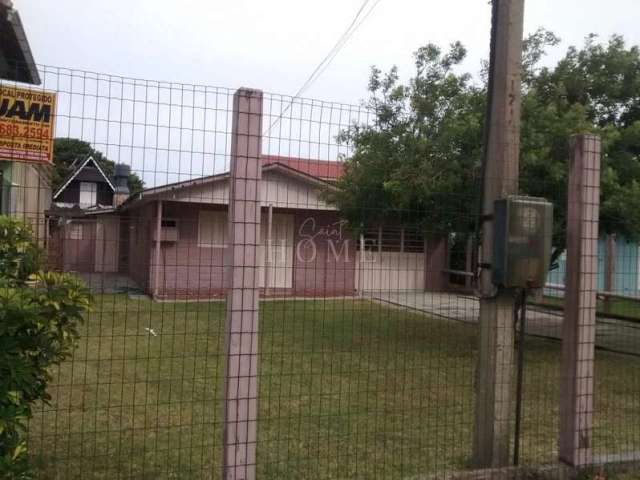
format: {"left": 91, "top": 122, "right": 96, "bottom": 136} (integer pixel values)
{"left": 53, "top": 156, "right": 115, "bottom": 199}
{"left": 0, "top": 1, "right": 40, "bottom": 85}
{"left": 261, "top": 155, "right": 344, "bottom": 181}
{"left": 120, "top": 157, "right": 342, "bottom": 209}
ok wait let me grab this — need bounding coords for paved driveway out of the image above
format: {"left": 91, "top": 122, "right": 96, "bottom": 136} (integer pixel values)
{"left": 368, "top": 291, "right": 640, "bottom": 356}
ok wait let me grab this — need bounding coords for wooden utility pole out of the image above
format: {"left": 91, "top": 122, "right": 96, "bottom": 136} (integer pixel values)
{"left": 473, "top": 0, "right": 525, "bottom": 468}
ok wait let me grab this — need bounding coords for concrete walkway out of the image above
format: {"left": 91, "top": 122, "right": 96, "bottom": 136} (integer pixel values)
{"left": 368, "top": 291, "right": 640, "bottom": 356}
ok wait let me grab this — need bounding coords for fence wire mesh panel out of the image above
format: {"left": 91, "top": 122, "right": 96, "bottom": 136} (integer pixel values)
{"left": 0, "top": 64, "right": 639, "bottom": 480}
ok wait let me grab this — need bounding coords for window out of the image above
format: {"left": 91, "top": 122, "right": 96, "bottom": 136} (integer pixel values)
{"left": 357, "top": 225, "right": 424, "bottom": 253}
{"left": 68, "top": 222, "right": 83, "bottom": 240}
{"left": 198, "top": 210, "right": 228, "bottom": 247}
{"left": 79, "top": 182, "right": 97, "bottom": 207}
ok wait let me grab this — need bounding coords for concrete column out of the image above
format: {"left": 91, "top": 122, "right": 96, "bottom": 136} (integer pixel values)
{"left": 222, "top": 87, "right": 263, "bottom": 480}
{"left": 264, "top": 204, "right": 273, "bottom": 296}
{"left": 358, "top": 233, "right": 365, "bottom": 296}
{"left": 558, "top": 134, "right": 601, "bottom": 467}
{"left": 153, "top": 200, "right": 162, "bottom": 298}
{"left": 465, "top": 235, "right": 474, "bottom": 291}
{"left": 473, "top": 0, "right": 525, "bottom": 468}
{"left": 424, "top": 236, "right": 448, "bottom": 292}
{"left": 603, "top": 234, "right": 616, "bottom": 312}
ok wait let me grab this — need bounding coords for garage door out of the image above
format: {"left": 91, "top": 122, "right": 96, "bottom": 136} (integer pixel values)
{"left": 355, "top": 251, "right": 425, "bottom": 292}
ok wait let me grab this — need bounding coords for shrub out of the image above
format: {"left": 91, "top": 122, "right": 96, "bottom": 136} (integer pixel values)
{"left": 0, "top": 216, "right": 91, "bottom": 478}
{"left": 0, "top": 216, "right": 43, "bottom": 286}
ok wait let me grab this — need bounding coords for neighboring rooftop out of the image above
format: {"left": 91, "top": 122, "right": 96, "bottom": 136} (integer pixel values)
{"left": 0, "top": 0, "right": 40, "bottom": 84}
{"left": 53, "top": 156, "right": 115, "bottom": 200}
{"left": 261, "top": 155, "right": 344, "bottom": 181}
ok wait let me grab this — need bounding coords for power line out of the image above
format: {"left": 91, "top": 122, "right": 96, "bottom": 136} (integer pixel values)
{"left": 301, "top": 0, "right": 382, "bottom": 97}
{"left": 264, "top": 0, "right": 382, "bottom": 135}
{"left": 293, "top": 0, "right": 372, "bottom": 98}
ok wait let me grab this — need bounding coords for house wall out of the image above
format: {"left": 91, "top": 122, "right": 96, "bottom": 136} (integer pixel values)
{"left": 130, "top": 200, "right": 455, "bottom": 300}
{"left": 1, "top": 161, "right": 51, "bottom": 243}
{"left": 57, "top": 179, "right": 113, "bottom": 206}
{"left": 127, "top": 203, "right": 154, "bottom": 291}
{"left": 292, "top": 210, "right": 357, "bottom": 296}
{"left": 546, "top": 237, "right": 640, "bottom": 297}
{"left": 145, "top": 202, "right": 356, "bottom": 299}
{"left": 55, "top": 215, "right": 121, "bottom": 274}
{"left": 94, "top": 215, "right": 120, "bottom": 273}
{"left": 62, "top": 220, "right": 96, "bottom": 272}
{"left": 148, "top": 202, "right": 228, "bottom": 299}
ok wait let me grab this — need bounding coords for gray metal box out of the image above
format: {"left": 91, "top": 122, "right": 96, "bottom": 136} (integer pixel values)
{"left": 492, "top": 196, "right": 553, "bottom": 289}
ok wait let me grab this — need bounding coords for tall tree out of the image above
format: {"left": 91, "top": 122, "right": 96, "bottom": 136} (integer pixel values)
{"left": 52, "top": 138, "right": 144, "bottom": 194}
{"left": 329, "top": 32, "right": 640, "bottom": 264}
{"left": 327, "top": 42, "right": 484, "bottom": 237}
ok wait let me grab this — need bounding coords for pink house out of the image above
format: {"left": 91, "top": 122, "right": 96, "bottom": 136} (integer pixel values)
{"left": 52, "top": 155, "right": 448, "bottom": 299}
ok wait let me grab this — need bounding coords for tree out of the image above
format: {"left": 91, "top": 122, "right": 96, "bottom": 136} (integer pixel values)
{"left": 52, "top": 138, "right": 144, "bottom": 194}
{"left": 329, "top": 32, "right": 640, "bottom": 265}
{"left": 327, "top": 42, "right": 485, "bottom": 238}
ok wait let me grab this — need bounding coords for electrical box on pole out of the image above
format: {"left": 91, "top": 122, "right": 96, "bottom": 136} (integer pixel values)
{"left": 492, "top": 196, "right": 553, "bottom": 289}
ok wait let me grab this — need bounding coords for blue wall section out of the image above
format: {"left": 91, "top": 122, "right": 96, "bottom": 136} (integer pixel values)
{"left": 612, "top": 237, "right": 639, "bottom": 295}
{"left": 545, "top": 237, "right": 639, "bottom": 297}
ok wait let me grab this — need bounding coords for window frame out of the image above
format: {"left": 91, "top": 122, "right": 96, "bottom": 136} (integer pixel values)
{"left": 68, "top": 222, "right": 83, "bottom": 240}
{"left": 198, "top": 210, "right": 228, "bottom": 248}
{"left": 79, "top": 181, "right": 97, "bottom": 207}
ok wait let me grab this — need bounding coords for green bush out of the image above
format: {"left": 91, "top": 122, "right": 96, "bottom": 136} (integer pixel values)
{"left": 0, "top": 216, "right": 91, "bottom": 478}
{"left": 0, "top": 217, "right": 43, "bottom": 286}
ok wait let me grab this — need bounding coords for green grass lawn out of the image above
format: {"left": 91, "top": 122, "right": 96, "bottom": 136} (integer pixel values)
{"left": 26, "top": 295, "right": 640, "bottom": 479}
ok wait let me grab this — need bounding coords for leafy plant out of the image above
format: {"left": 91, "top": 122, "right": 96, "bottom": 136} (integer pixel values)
{"left": 0, "top": 216, "right": 91, "bottom": 478}
{"left": 0, "top": 216, "right": 42, "bottom": 286}
{"left": 330, "top": 32, "right": 640, "bottom": 266}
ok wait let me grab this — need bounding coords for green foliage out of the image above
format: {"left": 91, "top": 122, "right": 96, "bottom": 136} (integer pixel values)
{"left": 522, "top": 32, "right": 640, "bottom": 253}
{"left": 330, "top": 31, "right": 640, "bottom": 256}
{"left": 328, "top": 42, "right": 484, "bottom": 235}
{"left": 0, "top": 216, "right": 91, "bottom": 478}
{"left": 53, "top": 138, "right": 144, "bottom": 194}
{"left": 0, "top": 217, "right": 42, "bottom": 285}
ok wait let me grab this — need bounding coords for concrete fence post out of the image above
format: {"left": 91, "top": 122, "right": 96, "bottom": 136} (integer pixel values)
{"left": 603, "top": 233, "right": 616, "bottom": 312}
{"left": 559, "top": 133, "right": 601, "bottom": 467}
{"left": 222, "top": 87, "right": 263, "bottom": 480}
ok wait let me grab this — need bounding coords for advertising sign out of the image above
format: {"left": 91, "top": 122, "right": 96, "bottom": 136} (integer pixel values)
{"left": 0, "top": 86, "right": 56, "bottom": 164}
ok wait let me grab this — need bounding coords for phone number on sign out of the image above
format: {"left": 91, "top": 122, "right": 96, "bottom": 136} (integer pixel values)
{"left": 0, "top": 123, "right": 51, "bottom": 140}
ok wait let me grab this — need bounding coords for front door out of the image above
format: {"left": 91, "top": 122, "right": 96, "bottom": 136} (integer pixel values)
{"left": 94, "top": 216, "right": 120, "bottom": 273}
{"left": 259, "top": 213, "right": 294, "bottom": 289}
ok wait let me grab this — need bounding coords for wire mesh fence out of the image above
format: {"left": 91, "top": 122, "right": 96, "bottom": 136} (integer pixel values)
{"left": 0, "top": 65, "right": 639, "bottom": 479}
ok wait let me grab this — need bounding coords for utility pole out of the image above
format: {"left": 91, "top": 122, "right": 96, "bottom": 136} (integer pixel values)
{"left": 473, "top": 0, "right": 525, "bottom": 468}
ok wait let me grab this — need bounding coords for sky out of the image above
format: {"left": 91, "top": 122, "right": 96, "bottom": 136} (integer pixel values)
{"left": 12, "top": 0, "right": 640, "bottom": 185}
{"left": 19, "top": 0, "right": 640, "bottom": 105}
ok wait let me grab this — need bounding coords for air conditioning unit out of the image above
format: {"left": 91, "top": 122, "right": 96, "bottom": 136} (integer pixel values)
{"left": 152, "top": 219, "right": 179, "bottom": 242}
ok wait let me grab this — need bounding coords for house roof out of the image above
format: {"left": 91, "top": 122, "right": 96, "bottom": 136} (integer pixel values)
{"left": 0, "top": 1, "right": 40, "bottom": 84}
{"left": 121, "top": 156, "right": 343, "bottom": 208}
{"left": 261, "top": 155, "right": 344, "bottom": 181}
{"left": 53, "top": 156, "right": 115, "bottom": 199}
